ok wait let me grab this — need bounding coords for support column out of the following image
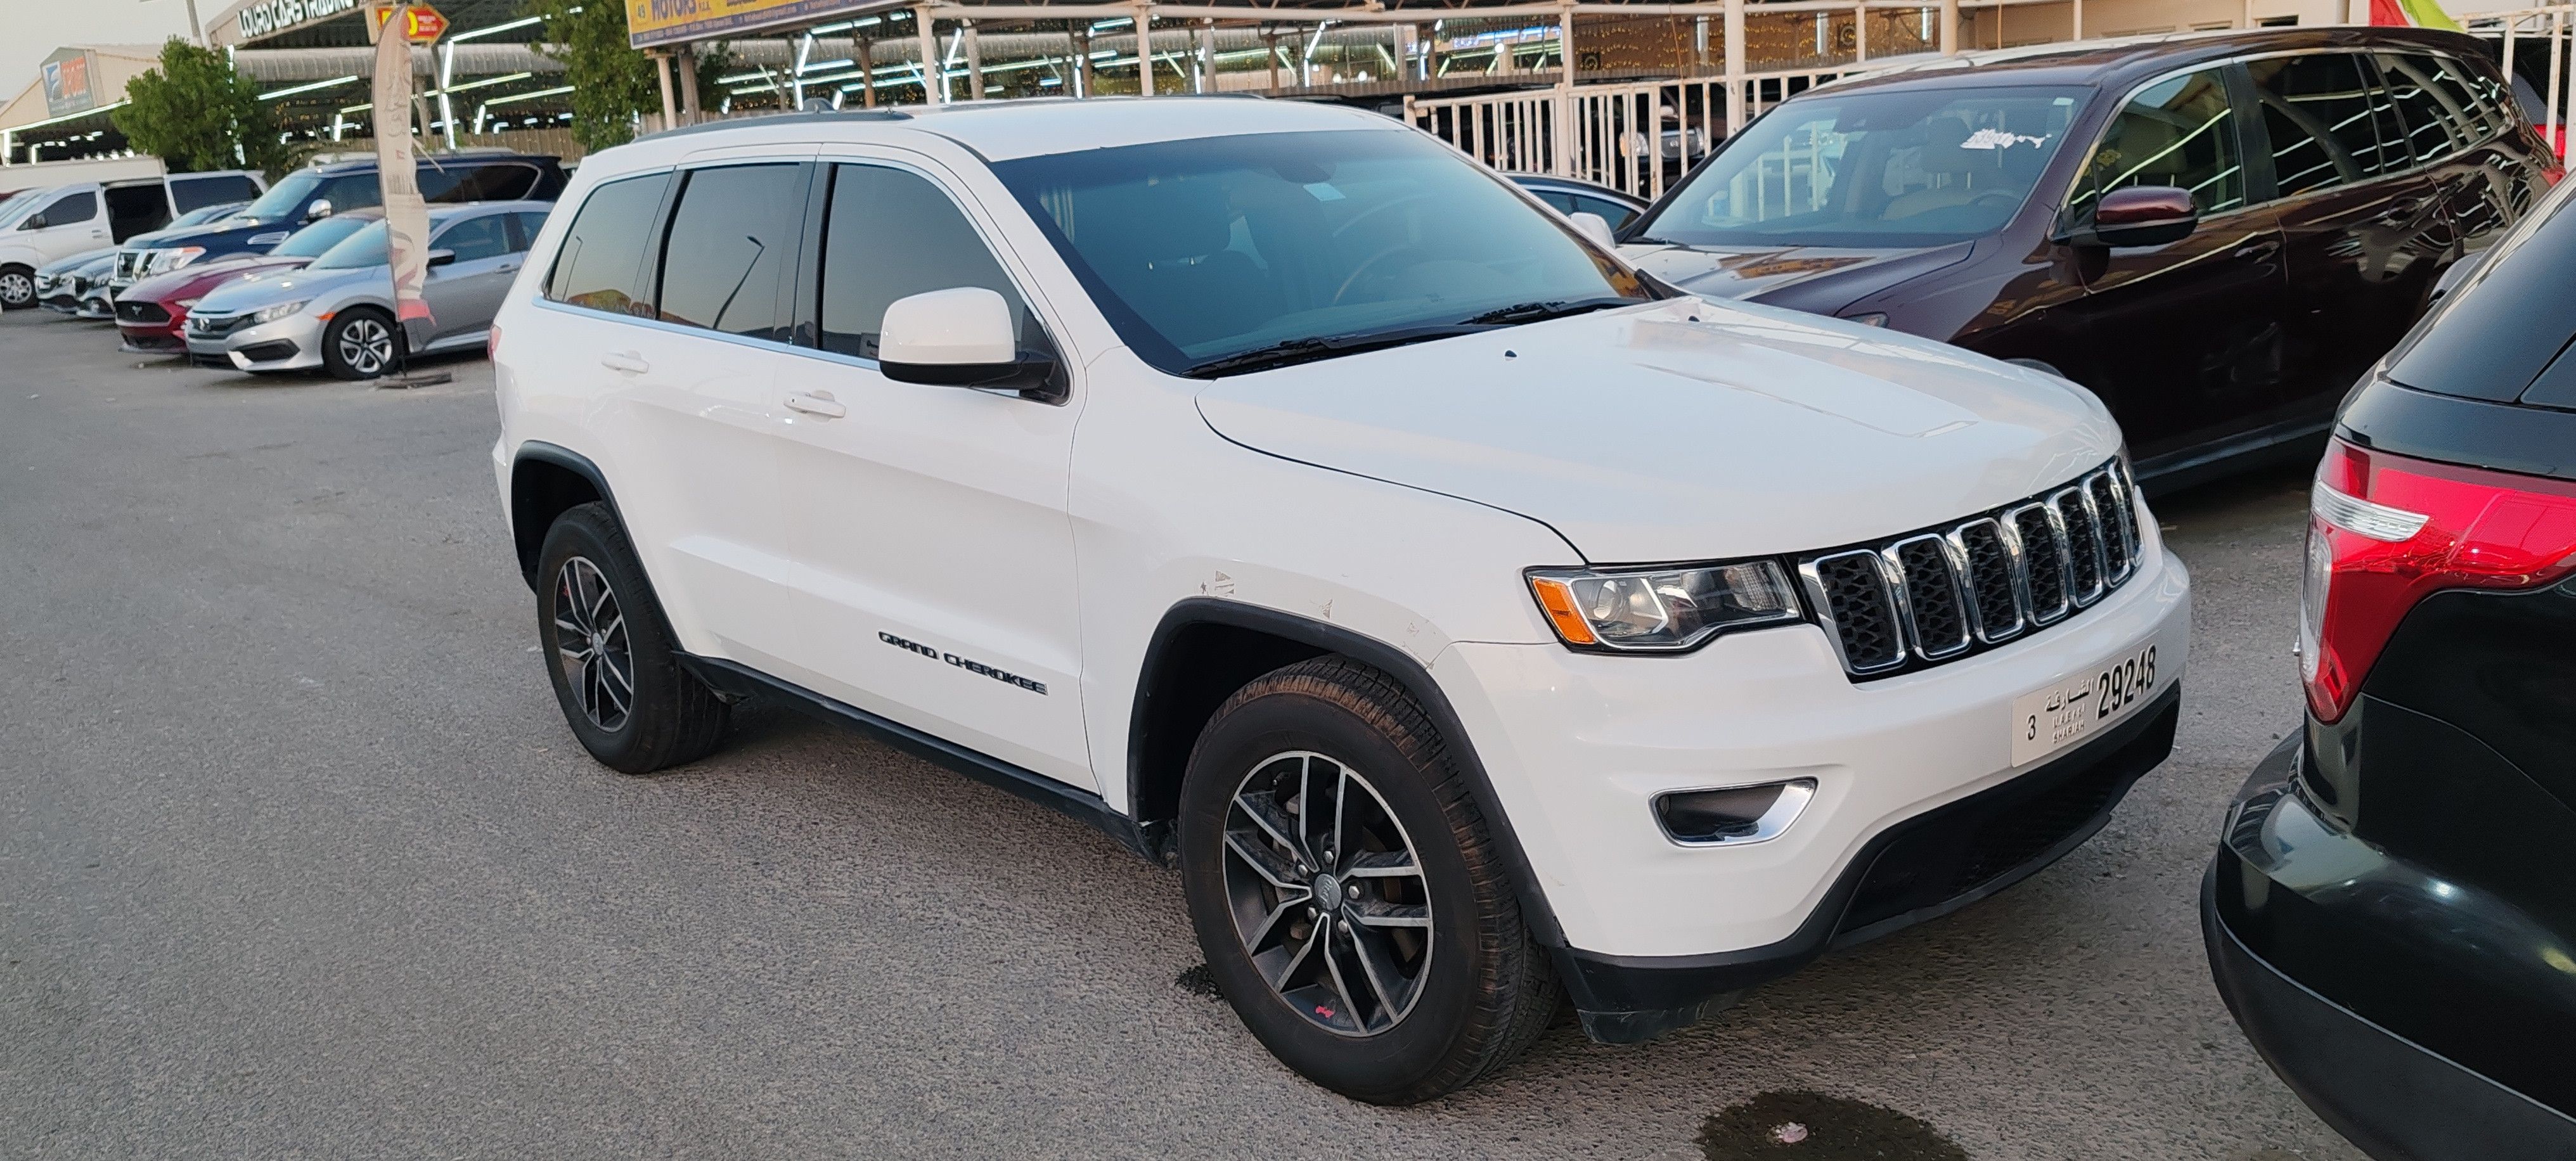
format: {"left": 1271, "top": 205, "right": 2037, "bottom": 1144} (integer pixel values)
{"left": 917, "top": 7, "right": 941, "bottom": 105}
{"left": 1133, "top": 3, "right": 1154, "bottom": 95}
{"left": 677, "top": 46, "right": 702, "bottom": 117}
{"left": 1263, "top": 27, "right": 1278, "bottom": 89}
{"left": 1199, "top": 19, "right": 1217, "bottom": 92}
{"left": 1723, "top": 0, "right": 1746, "bottom": 135}
{"left": 1940, "top": 0, "right": 1959, "bottom": 55}
{"left": 2073, "top": 0, "right": 2084, "bottom": 38}
{"left": 2243, "top": 0, "right": 2255, "bottom": 28}
{"left": 858, "top": 37, "right": 877, "bottom": 106}
{"left": 965, "top": 22, "right": 985, "bottom": 98}
{"left": 1855, "top": 3, "right": 1867, "bottom": 61}
{"left": 437, "top": 41, "right": 458, "bottom": 148}
{"left": 1074, "top": 25, "right": 1093, "bottom": 97}
{"left": 655, "top": 51, "right": 678, "bottom": 129}
{"left": 1694, "top": 15, "right": 1709, "bottom": 70}
{"left": 790, "top": 32, "right": 812, "bottom": 108}
{"left": 1556, "top": 1, "right": 1576, "bottom": 178}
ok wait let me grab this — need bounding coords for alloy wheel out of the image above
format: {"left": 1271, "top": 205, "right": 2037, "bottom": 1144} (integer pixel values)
{"left": 0, "top": 272, "right": 30, "bottom": 307}
{"left": 553, "top": 556, "right": 634, "bottom": 732}
{"left": 1222, "top": 750, "right": 1434, "bottom": 1037}
{"left": 337, "top": 316, "right": 394, "bottom": 376}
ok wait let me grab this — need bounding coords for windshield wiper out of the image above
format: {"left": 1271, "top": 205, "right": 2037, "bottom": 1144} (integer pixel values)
{"left": 1182, "top": 324, "right": 1491, "bottom": 378}
{"left": 1455, "top": 297, "right": 1639, "bottom": 326}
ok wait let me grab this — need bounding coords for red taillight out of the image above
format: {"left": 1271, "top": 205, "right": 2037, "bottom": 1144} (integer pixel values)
{"left": 2301, "top": 438, "right": 2576, "bottom": 722}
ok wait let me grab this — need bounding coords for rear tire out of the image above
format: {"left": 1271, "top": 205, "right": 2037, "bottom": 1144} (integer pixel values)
{"left": 321, "top": 307, "right": 399, "bottom": 379}
{"left": 535, "top": 502, "right": 728, "bottom": 774}
{"left": 1177, "top": 657, "right": 1557, "bottom": 1103}
{"left": 0, "top": 265, "right": 34, "bottom": 310}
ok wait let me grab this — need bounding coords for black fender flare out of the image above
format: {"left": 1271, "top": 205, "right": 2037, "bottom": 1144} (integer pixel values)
{"left": 508, "top": 440, "right": 628, "bottom": 590}
{"left": 1130, "top": 598, "right": 1567, "bottom": 948}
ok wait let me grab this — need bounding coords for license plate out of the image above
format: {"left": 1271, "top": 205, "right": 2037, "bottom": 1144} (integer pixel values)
{"left": 2009, "top": 643, "right": 2160, "bottom": 766}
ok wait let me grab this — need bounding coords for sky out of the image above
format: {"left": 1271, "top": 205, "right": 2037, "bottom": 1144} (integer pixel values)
{"left": 1, "top": 0, "right": 201, "bottom": 101}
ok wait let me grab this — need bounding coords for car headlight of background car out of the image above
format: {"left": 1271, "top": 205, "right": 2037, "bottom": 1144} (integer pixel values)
{"left": 145, "top": 247, "right": 207, "bottom": 276}
{"left": 248, "top": 300, "right": 309, "bottom": 324}
{"left": 1526, "top": 560, "right": 1803, "bottom": 651}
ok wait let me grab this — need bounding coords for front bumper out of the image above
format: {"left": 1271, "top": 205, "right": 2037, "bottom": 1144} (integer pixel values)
{"left": 2206, "top": 738, "right": 2576, "bottom": 1160}
{"left": 1433, "top": 535, "right": 2191, "bottom": 1038}
{"left": 186, "top": 312, "right": 325, "bottom": 372}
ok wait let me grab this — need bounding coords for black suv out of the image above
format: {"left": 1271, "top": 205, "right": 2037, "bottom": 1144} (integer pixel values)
{"left": 2205, "top": 172, "right": 2576, "bottom": 1157}
{"left": 113, "top": 150, "right": 567, "bottom": 286}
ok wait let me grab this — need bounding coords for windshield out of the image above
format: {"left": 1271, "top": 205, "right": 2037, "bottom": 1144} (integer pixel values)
{"left": 991, "top": 129, "right": 1647, "bottom": 375}
{"left": 1635, "top": 86, "right": 2089, "bottom": 249}
{"left": 170, "top": 202, "right": 243, "bottom": 228}
{"left": 273, "top": 214, "right": 375, "bottom": 258}
{"left": 236, "top": 171, "right": 324, "bottom": 223}
{"left": 0, "top": 189, "right": 49, "bottom": 229}
{"left": 307, "top": 220, "right": 390, "bottom": 269}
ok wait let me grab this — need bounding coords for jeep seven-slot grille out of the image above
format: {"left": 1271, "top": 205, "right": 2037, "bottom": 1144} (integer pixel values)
{"left": 1798, "top": 460, "right": 2142, "bottom": 680}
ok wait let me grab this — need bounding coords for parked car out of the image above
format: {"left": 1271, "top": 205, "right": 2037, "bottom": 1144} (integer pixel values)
{"left": 187, "top": 201, "right": 549, "bottom": 377}
{"left": 32, "top": 245, "right": 116, "bottom": 311}
{"left": 1620, "top": 27, "right": 2560, "bottom": 491}
{"left": 117, "top": 210, "right": 382, "bottom": 354}
{"left": 124, "top": 150, "right": 565, "bottom": 292}
{"left": 1509, "top": 173, "right": 1648, "bottom": 231}
{"left": 38, "top": 251, "right": 117, "bottom": 316}
{"left": 2205, "top": 166, "right": 2576, "bottom": 1161}
{"left": 0, "top": 170, "right": 266, "bottom": 309}
{"left": 493, "top": 99, "right": 2189, "bottom": 1101}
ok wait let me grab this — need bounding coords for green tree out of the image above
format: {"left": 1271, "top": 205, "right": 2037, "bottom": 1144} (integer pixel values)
{"left": 112, "top": 37, "right": 288, "bottom": 174}
{"left": 529, "top": 0, "right": 655, "bottom": 150}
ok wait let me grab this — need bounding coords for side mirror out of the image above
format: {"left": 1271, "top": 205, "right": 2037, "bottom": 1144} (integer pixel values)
{"left": 879, "top": 286, "right": 1060, "bottom": 401}
{"left": 427, "top": 248, "right": 457, "bottom": 268}
{"left": 1568, "top": 210, "right": 1617, "bottom": 250}
{"left": 304, "top": 198, "right": 333, "bottom": 222}
{"left": 2059, "top": 185, "right": 2197, "bottom": 249}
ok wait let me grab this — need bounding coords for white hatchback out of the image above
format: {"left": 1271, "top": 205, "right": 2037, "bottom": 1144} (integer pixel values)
{"left": 490, "top": 96, "right": 2190, "bottom": 1101}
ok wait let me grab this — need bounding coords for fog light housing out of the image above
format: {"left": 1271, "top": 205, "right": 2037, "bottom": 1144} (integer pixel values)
{"left": 1653, "top": 778, "right": 1817, "bottom": 846}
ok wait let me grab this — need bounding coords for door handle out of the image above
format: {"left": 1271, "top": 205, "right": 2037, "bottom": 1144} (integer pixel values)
{"left": 496, "top": 260, "right": 521, "bottom": 273}
{"left": 599, "top": 350, "right": 649, "bottom": 375}
{"left": 2232, "top": 239, "right": 2280, "bottom": 260}
{"left": 785, "top": 390, "right": 846, "bottom": 418}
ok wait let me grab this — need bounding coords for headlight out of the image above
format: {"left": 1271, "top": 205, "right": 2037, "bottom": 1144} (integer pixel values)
{"left": 1526, "top": 560, "right": 1803, "bottom": 651}
{"left": 250, "top": 299, "right": 309, "bottom": 324}
{"left": 148, "top": 247, "right": 207, "bottom": 274}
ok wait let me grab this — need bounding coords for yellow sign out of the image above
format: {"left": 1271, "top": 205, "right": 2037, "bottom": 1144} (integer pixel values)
{"left": 368, "top": 1, "right": 448, "bottom": 42}
{"left": 628, "top": 0, "right": 878, "bottom": 48}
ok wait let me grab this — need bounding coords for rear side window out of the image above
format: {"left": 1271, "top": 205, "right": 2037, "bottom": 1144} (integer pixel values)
{"left": 508, "top": 210, "right": 550, "bottom": 251}
{"left": 655, "top": 164, "right": 804, "bottom": 342}
{"left": 171, "top": 174, "right": 259, "bottom": 212}
{"left": 2376, "top": 53, "right": 2496, "bottom": 162}
{"left": 2246, "top": 53, "right": 2407, "bottom": 198}
{"left": 439, "top": 164, "right": 539, "bottom": 202}
{"left": 545, "top": 172, "right": 671, "bottom": 316}
{"left": 319, "top": 174, "right": 383, "bottom": 213}
{"left": 2385, "top": 192, "right": 2576, "bottom": 402}
{"left": 2071, "top": 69, "right": 2245, "bottom": 219}
{"left": 817, "top": 164, "right": 1033, "bottom": 360}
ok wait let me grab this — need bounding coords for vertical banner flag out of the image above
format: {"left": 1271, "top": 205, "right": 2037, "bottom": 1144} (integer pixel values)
{"left": 370, "top": 4, "right": 436, "bottom": 357}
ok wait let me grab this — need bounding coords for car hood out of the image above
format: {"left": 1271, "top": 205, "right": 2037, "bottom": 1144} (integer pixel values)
{"left": 39, "top": 247, "right": 118, "bottom": 276}
{"left": 1192, "top": 298, "right": 2119, "bottom": 563}
{"left": 126, "top": 255, "right": 309, "bottom": 304}
{"left": 1618, "top": 240, "right": 1974, "bottom": 316}
{"left": 197, "top": 263, "right": 377, "bottom": 314}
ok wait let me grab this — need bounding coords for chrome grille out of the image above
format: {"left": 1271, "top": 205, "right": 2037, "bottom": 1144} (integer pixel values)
{"left": 115, "top": 249, "right": 147, "bottom": 282}
{"left": 1799, "top": 460, "right": 2144, "bottom": 680}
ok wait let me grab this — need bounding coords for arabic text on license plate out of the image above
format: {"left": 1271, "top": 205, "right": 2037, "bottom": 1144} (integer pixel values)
{"left": 2010, "top": 644, "right": 2158, "bottom": 766}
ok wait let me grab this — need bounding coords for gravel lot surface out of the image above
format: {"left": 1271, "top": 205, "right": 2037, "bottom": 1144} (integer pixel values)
{"left": 0, "top": 308, "right": 2363, "bottom": 1160}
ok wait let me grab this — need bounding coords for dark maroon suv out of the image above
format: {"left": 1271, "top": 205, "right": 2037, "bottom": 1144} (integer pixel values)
{"left": 1620, "top": 27, "right": 2560, "bottom": 490}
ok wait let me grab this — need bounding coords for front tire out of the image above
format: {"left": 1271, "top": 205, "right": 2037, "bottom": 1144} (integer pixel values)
{"left": 1178, "top": 658, "right": 1557, "bottom": 1103}
{"left": 321, "top": 307, "right": 399, "bottom": 379}
{"left": 535, "top": 502, "right": 728, "bottom": 774}
{"left": 0, "top": 265, "right": 34, "bottom": 310}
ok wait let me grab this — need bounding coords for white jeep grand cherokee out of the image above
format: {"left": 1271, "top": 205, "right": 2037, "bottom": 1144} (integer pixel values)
{"left": 491, "top": 96, "right": 2190, "bottom": 1102}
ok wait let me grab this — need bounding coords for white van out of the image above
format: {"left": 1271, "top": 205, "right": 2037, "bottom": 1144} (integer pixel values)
{"left": 0, "top": 170, "right": 266, "bottom": 309}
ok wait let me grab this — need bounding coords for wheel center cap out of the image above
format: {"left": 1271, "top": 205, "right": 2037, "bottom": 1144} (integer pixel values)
{"left": 1313, "top": 873, "right": 1341, "bottom": 910}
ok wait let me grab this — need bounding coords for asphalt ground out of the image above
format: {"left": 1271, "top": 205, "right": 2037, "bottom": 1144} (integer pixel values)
{"left": 0, "top": 307, "right": 2363, "bottom": 1160}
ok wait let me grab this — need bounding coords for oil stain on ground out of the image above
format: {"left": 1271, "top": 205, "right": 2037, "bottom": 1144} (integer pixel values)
{"left": 1697, "top": 1091, "right": 1969, "bottom": 1160}
{"left": 1175, "top": 963, "right": 1222, "bottom": 997}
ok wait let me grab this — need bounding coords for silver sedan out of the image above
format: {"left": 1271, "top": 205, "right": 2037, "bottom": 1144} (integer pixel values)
{"left": 186, "top": 200, "right": 553, "bottom": 379}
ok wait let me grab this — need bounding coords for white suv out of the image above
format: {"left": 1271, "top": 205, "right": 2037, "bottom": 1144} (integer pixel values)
{"left": 490, "top": 97, "right": 2191, "bottom": 1102}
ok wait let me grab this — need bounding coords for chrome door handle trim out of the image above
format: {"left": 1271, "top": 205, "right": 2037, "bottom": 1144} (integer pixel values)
{"left": 599, "top": 350, "right": 648, "bottom": 374}
{"left": 784, "top": 392, "right": 846, "bottom": 418}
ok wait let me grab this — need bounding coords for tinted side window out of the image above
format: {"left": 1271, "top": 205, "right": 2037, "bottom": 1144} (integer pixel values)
{"left": 508, "top": 211, "right": 550, "bottom": 252}
{"left": 818, "top": 164, "right": 1032, "bottom": 360}
{"left": 2378, "top": 53, "right": 2493, "bottom": 161}
{"left": 545, "top": 172, "right": 671, "bottom": 316}
{"left": 320, "top": 174, "right": 383, "bottom": 213}
{"left": 172, "top": 174, "right": 260, "bottom": 212}
{"left": 41, "top": 190, "right": 96, "bottom": 225}
{"left": 444, "top": 164, "right": 538, "bottom": 202}
{"left": 2073, "top": 68, "right": 2245, "bottom": 219}
{"left": 655, "top": 164, "right": 804, "bottom": 341}
{"left": 2248, "top": 53, "right": 2405, "bottom": 198}
{"left": 434, "top": 214, "right": 512, "bottom": 262}
{"left": 1574, "top": 195, "right": 1640, "bottom": 229}
{"left": 1533, "top": 189, "right": 1579, "bottom": 214}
